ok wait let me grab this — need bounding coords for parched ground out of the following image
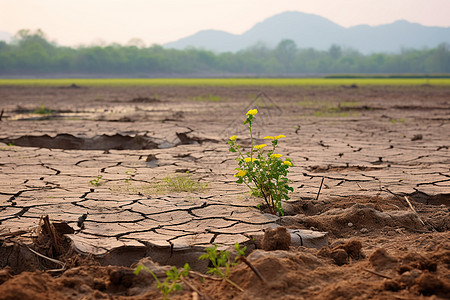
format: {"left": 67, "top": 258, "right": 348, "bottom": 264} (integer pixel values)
{"left": 0, "top": 84, "right": 449, "bottom": 299}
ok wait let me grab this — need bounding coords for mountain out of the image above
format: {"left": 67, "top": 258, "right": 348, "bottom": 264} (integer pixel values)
{"left": 0, "top": 30, "right": 12, "bottom": 43}
{"left": 164, "top": 11, "right": 450, "bottom": 54}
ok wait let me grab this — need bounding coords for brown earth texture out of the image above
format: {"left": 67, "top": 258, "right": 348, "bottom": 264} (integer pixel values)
{"left": 0, "top": 83, "right": 449, "bottom": 299}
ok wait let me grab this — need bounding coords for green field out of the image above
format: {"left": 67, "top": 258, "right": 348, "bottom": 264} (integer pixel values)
{"left": 0, "top": 78, "right": 449, "bottom": 87}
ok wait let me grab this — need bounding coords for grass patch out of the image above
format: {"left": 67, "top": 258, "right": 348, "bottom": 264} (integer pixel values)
{"left": 338, "top": 101, "right": 360, "bottom": 108}
{"left": 313, "top": 109, "right": 357, "bottom": 118}
{"left": 160, "top": 174, "right": 208, "bottom": 193}
{"left": 1, "top": 78, "right": 450, "bottom": 87}
{"left": 297, "top": 100, "right": 362, "bottom": 117}
{"left": 33, "top": 104, "right": 52, "bottom": 115}
{"left": 112, "top": 174, "right": 208, "bottom": 195}
{"left": 191, "top": 94, "right": 226, "bottom": 102}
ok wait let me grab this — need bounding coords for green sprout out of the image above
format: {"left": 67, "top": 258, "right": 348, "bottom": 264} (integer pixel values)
{"left": 134, "top": 263, "right": 190, "bottom": 300}
{"left": 125, "top": 170, "right": 134, "bottom": 183}
{"left": 89, "top": 175, "right": 103, "bottom": 186}
{"left": 198, "top": 243, "right": 245, "bottom": 291}
{"left": 228, "top": 108, "right": 293, "bottom": 215}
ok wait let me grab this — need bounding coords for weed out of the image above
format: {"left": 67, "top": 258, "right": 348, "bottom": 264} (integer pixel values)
{"left": 125, "top": 170, "right": 134, "bottom": 183}
{"left": 89, "top": 175, "right": 103, "bottom": 186}
{"left": 338, "top": 101, "right": 360, "bottom": 107}
{"left": 33, "top": 104, "right": 52, "bottom": 115}
{"left": 191, "top": 94, "right": 225, "bottom": 102}
{"left": 228, "top": 109, "right": 293, "bottom": 215}
{"left": 390, "top": 117, "right": 405, "bottom": 123}
{"left": 162, "top": 174, "right": 208, "bottom": 193}
{"left": 297, "top": 100, "right": 360, "bottom": 117}
{"left": 110, "top": 173, "right": 207, "bottom": 196}
{"left": 313, "top": 108, "right": 352, "bottom": 117}
{"left": 198, "top": 243, "right": 246, "bottom": 291}
{"left": 134, "top": 263, "right": 190, "bottom": 300}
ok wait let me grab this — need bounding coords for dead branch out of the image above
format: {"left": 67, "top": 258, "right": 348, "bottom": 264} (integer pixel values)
{"left": 239, "top": 256, "right": 266, "bottom": 283}
{"left": 181, "top": 276, "right": 213, "bottom": 300}
{"left": 404, "top": 196, "right": 425, "bottom": 226}
{"left": 315, "top": 177, "right": 325, "bottom": 201}
{"left": 362, "top": 268, "right": 392, "bottom": 279}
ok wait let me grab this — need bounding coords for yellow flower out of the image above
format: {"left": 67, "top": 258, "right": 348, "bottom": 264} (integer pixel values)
{"left": 270, "top": 153, "right": 283, "bottom": 159}
{"left": 283, "top": 160, "right": 293, "bottom": 167}
{"left": 274, "top": 135, "right": 286, "bottom": 140}
{"left": 234, "top": 170, "right": 247, "bottom": 177}
{"left": 254, "top": 144, "right": 267, "bottom": 150}
{"left": 244, "top": 157, "right": 257, "bottom": 162}
{"left": 229, "top": 135, "right": 237, "bottom": 141}
{"left": 246, "top": 109, "right": 258, "bottom": 116}
{"left": 264, "top": 136, "right": 274, "bottom": 140}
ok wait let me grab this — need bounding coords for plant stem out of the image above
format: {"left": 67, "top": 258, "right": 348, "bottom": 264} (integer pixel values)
{"left": 224, "top": 277, "right": 244, "bottom": 292}
{"left": 249, "top": 121, "right": 253, "bottom": 161}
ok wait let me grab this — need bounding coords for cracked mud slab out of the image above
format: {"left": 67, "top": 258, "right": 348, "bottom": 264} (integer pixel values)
{"left": 0, "top": 85, "right": 449, "bottom": 270}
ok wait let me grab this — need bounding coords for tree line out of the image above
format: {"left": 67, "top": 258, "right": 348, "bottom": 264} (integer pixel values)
{"left": 0, "top": 29, "right": 449, "bottom": 76}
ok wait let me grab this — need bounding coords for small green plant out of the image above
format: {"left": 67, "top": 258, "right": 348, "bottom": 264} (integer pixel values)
{"left": 162, "top": 174, "right": 208, "bottom": 193}
{"left": 134, "top": 263, "right": 190, "bottom": 300}
{"left": 191, "top": 94, "right": 224, "bottom": 102}
{"left": 89, "top": 175, "right": 103, "bottom": 186}
{"left": 228, "top": 109, "right": 293, "bottom": 215}
{"left": 125, "top": 170, "right": 134, "bottom": 183}
{"left": 199, "top": 243, "right": 245, "bottom": 291}
{"left": 390, "top": 117, "right": 405, "bottom": 123}
{"left": 34, "top": 104, "right": 52, "bottom": 115}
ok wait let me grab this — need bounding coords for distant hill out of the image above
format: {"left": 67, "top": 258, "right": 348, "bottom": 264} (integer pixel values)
{"left": 164, "top": 11, "right": 450, "bottom": 54}
{"left": 0, "top": 30, "right": 12, "bottom": 43}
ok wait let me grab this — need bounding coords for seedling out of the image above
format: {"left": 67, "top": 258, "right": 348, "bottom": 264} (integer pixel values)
{"left": 125, "top": 170, "right": 134, "bottom": 183}
{"left": 135, "top": 263, "right": 190, "bottom": 300}
{"left": 198, "top": 243, "right": 245, "bottom": 291}
{"left": 228, "top": 109, "right": 293, "bottom": 215}
{"left": 89, "top": 175, "right": 102, "bottom": 186}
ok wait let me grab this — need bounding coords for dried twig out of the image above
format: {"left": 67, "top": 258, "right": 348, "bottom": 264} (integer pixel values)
{"left": 189, "top": 270, "right": 222, "bottom": 281}
{"left": 239, "top": 257, "right": 266, "bottom": 283}
{"left": 190, "top": 271, "right": 243, "bottom": 292}
{"left": 315, "top": 177, "right": 325, "bottom": 201}
{"left": 362, "top": 268, "right": 392, "bottom": 279}
{"left": 404, "top": 196, "right": 425, "bottom": 226}
{"left": 26, "top": 245, "right": 66, "bottom": 273}
{"left": 181, "top": 276, "right": 213, "bottom": 300}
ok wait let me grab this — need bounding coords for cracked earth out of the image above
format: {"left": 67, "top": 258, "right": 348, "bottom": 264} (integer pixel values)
{"left": 0, "top": 84, "right": 449, "bottom": 299}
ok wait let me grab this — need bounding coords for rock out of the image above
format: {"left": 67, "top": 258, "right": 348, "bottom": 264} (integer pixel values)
{"left": 289, "top": 229, "right": 329, "bottom": 249}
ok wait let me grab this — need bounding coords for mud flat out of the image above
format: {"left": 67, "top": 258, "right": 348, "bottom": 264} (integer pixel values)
{"left": 0, "top": 84, "right": 449, "bottom": 299}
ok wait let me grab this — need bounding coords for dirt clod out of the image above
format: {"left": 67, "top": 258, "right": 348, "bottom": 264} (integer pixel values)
{"left": 330, "top": 249, "right": 349, "bottom": 266}
{"left": 261, "top": 227, "right": 291, "bottom": 251}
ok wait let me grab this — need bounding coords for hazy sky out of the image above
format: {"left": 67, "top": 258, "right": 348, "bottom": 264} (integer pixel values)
{"left": 1, "top": 0, "right": 449, "bottom": 47}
